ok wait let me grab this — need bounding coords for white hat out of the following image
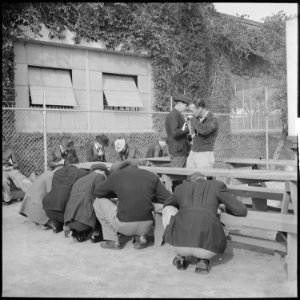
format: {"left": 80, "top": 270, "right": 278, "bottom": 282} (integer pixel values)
{"left": 114, "top": 139, "right": 126, "bottom": 152}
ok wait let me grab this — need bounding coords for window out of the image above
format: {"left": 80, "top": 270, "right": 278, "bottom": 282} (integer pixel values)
{"left": 28, "top": 66, "right": 77, "bottom": 108}
{"left": 102, "top": 74, "right": 143, "bottom": 111}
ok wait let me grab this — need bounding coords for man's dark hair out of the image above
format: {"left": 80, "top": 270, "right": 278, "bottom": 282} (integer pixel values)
{"left": 64, "top": 156, "right": 79, "bottom": 166}
{"left": 191, "top": 99, "right": 206, "bottom": 109}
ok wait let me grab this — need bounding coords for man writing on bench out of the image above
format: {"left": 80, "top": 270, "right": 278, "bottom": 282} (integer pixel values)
{"left": 162, "top": 172, "right": 247, "bottom": 273}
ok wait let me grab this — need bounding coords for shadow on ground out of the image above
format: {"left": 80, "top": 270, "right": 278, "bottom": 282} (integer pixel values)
{"left": 2, "top": 202, "right": 297, "bottom": 298}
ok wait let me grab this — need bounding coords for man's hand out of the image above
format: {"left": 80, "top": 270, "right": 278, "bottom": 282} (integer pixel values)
{"left": 97, "top": 149, "right": 104, "bottom": 156}
{"left": 2, "top": 166, "right": 13, "bottom": 171}
{"left": 58, "top": 159, "right": 65, "bottom": 165}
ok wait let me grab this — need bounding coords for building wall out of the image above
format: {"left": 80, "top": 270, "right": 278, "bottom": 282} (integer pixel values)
{"left": 14, "top": 41, "right": 153, "bottom": 133}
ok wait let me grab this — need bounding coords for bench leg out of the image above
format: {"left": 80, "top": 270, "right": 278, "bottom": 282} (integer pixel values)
{"left": 289, "top": 182, "right": 297, "bottom": 214}
{"left": 285, "top": 233, "right": 297, "bottom": 281}
{"left": 154, "top": 213, "right": 164, "bottom": 247}
{"left": 251, "top": 182, "right": 267, "bottom": 211}
{"left": 281, "top": 181, "right": 291, "bottom": 214}
{"left": 161, "top": 174, "right": 172, "bottom": 192}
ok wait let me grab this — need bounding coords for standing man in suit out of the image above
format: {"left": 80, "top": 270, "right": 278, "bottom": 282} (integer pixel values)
{"left": 86, "top": 134, "right": 109, "bottom": 162}
{"left": 187, "top": 99, "right": 219, "bottom": 169}
{"left": 165, "top": 94, "right": 192, "bottom": 168}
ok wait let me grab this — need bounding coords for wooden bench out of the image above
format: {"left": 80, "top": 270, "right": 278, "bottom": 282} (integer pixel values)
{"left": 153, "top": 205, "right": 297, "bottom": 281}
{"left": 227, "top": 185, "right": 293, "bottom": 213}
{"left": 220, "top": 210, "right": 297, "bottom": 281}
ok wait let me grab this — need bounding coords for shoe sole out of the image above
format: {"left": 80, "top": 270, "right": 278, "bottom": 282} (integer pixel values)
{"left": 195, "top": 264, "right": 209, "bottom": 274}
{"left": 100, "top": 242, "right": 123, "bottom": 250}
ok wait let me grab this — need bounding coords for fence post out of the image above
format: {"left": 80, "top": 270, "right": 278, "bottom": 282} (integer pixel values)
{"left": 265, "top": 87, "right": 269, "bottom": 164}
{"left": 43, "top": 89, "right": 48, "bottom": 172}
{"left": 170, "top": 96, "right": 173, "bottom": 111}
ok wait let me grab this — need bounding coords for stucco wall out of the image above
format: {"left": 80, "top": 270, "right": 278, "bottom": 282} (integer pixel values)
{"left": 14, "top": 41, "right": 153, "bottom": 133}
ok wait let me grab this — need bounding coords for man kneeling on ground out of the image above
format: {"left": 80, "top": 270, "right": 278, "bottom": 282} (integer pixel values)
{"left": 64, "top": 163, "right": 110, "bottom": 243}
{"left": 93, "top": 160, "right": 171, "bottom": 250}
{"left": 42, "top": 155, "right": 88, "bottom": 233}
{"left": 162, "top": 172, "right": 247, "bottom": 273}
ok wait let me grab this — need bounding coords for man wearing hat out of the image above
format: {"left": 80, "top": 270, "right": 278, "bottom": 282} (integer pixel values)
{"left": 145, "top": 137, "right": 169, "bottom": 159}
{"left": 42, "top": 156, "right": 89, "bottom": 233}
{"left": 64, "top": 163, "right": 109, "bottom": 243}
{"left": 48, "top": 136, "right": 78, "bottom": 171}
{"left": 86, "top": 134, "right": 109, "bottom": 162}
{"left": 114, "top": 138, "right": 140, "bottom": 161}
{"left": 165, "top": 94, "right": 192, "bottom": 168}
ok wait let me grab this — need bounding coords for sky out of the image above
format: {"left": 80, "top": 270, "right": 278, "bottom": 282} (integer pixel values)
{"left": 213, "top": 2, "right": 298, "bottom": 22}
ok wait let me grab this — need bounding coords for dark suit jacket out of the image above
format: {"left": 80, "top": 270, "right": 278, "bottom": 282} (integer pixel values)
{"left": 42, "top": 166, "right": 88, "bottom": 212}
{"left": 163, "top": 178, "right": 247, "bottom": 254}
{"left": 165, "top": 109, "right": 190, "bottom": 157}
{"left": 64, "top": 172, "right": 106, "bottom": 228}
{"left": 48, "top": 144, "right": 78, "bottom": 170}
{"left": 118, "top": 144, "right": 140, "bottom": 161}
{"left": 86, "top": 143, "right": 106, "bottom": 162}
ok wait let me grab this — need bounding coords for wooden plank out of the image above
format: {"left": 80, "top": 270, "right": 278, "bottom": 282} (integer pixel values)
{"left": 227, "top": 185, "right": 284, "bottom": 200}
{"left": 286, "top": 233, "right": 297, "bottom": 281}
{"left": 220, "top": 211, "right": 297, "bottom": 234}
{"left": 216, "top": 158, "right": 297, "bottom": 167}
{"left": 228, "top": 234, "right": 287, "bottom": 252}
{"left": 139, "top": 157, "right": 171, "bottom": 162}
{"left": 76, "top": 162, "right": 297, "bottom": 182}
{"left": 139, "top": 165, "right": 297, "bottom": 182}
{"left": 289, "top": 182, "right": 298, "bottom": 214}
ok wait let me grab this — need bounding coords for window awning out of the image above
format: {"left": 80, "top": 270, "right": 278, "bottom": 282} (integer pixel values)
{"left": 28, "top": 67, "right": 77, "bottom": 106}
{"left": 103, "top": 75, "right": 143, "bottom": 107}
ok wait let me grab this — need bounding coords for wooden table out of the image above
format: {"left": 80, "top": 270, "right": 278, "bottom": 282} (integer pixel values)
{"left": 215, "top": 158, "right": 297, "bottom": 211}
{"left": 77, "top": 162, "right": 297, "bottom": 215}
{"left": 215, "top": 158, "right": 297, "bottom": 170}
{"left": 138, "top": 156, "right": 171, "bottom": 167}
{"left": 78, "top": 161, "right": 297, "bottom": 280}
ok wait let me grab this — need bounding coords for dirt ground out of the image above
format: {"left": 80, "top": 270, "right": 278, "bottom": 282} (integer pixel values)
{"left": 2, "top": 201, "right": 297, "bottom": 298}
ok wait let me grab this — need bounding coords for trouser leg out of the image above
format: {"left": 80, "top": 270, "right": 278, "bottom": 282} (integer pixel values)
{"left": 45, "top": 210, "right": 64, "bottom": 224}
{"left": 67, "top": 220, "right": 92, "bottom": 232}
{"left": 93, "top": 198, "right": 119, "bottom": 242}
{"left": 173, "top": 246, "right": 216, "bottom": 260}
{"left": 2, "top": 171, "right": 11, "bottom": 202}
{"left": 9, "top": 169, "right": 32, "bottom": 193}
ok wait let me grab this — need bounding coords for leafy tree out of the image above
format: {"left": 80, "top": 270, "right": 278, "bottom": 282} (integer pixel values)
{"left": 2, "top": 3, "right": 293, "bottom": 157}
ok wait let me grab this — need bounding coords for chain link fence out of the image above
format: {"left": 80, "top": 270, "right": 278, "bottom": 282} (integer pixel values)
{"left": 2, "top": 104, "right": 282, "bottom": 177}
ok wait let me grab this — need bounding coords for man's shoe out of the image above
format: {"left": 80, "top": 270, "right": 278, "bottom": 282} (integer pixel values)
{"left": 172, "top": 255, "right": 188, "bottom": 270}
{"left": 100, "top": 240, "right": 123, "bottom": 250}
{"left": 46, "top": 220, "right": 63, "bottom": 233}
{"left": 133, "top": 235, "right": 149, "bottom": 250}
{"left": 3, "top": 200, "right": 12, "bottom": 206}
{"left": 73, "top": 229, "right": 93, "bottom": 242}
{"left": 90, "top": 234, "right": 104, "bottom": 243}
{"left": 117, "top": 233, "right": 133, "bottom": 248}
{"left": 195, "top": 259, "right": 210, "bottom": 274}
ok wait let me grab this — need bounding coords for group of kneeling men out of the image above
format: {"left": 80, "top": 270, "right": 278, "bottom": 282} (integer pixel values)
{"left": 4, "top": 134, "right": 247, "bottom": 274}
